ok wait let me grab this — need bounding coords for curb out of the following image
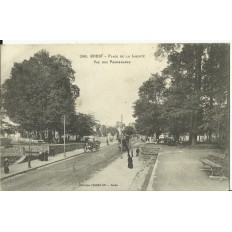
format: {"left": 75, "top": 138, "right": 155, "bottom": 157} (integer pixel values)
{"left": 146, "top": 153, "right": 160, "bottom": 191}
{"left": 128, "top": 155, "right": 158, "bottom": 191}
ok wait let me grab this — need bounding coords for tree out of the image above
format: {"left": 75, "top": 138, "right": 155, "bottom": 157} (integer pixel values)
{"left": 158, "top": 47, "right": 198, "bottom": 141}
{"left": 67, "top": 113, "right": 97, "bottom": 140}
{"left": 123, "top": 126, "right": 136, "bottom": 136}
{"left": 94, "top": 123, "right": 102, "bottom": 137}
{"left": 133, "top": 73, "right": 166, "bottom": 139}
{"left": 2, "top": 50, "right": 79, "bottom": 140}
{"left": 155, "top": 43, "right": 229, "bottom": 146}
{"left": 201, "top": 44, "right": 229, "bottom": 145}
{"left": 100, "top": 125, "right": 107, "bottom": 137}
{"left": 106, "top": 126, "right": 119, "bottom": 136}
{"left": 155, "top": 44, "right": 206, "bottom": 145}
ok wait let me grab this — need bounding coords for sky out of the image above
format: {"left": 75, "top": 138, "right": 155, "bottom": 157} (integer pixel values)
{"left": 1, "top": 44, "right": 167, "bottom": 126}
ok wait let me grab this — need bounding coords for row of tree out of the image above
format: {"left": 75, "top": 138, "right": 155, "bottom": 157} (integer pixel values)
{"left": 133, "top": 44, "right": 229, "bottom": 147}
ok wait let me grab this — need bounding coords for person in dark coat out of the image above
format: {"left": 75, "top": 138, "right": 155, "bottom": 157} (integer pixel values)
{"left": 128, "top": 155, "right": 133, "bottom": 169}
{"left": 38, "top": 151, "right": 41, "bottom": 160}
{"left": 3, "top": 158, "right": 10, "bottom": 174}
{"left": 50, "top": 148, "right": 55, "bottom": 157}
{"left": 40, "top": 151, "right": 45, "bottom": 161}
{"left": 131, "top": 149, "right": 134, "bottom": 157}
{"left": 136, "top": 147, "right": 140, "bottom": 157}
{"left": 44, "top": 151, "right": 48, "bottom": 161}
{"left": 38, "top": 151, "right": 42, "bottom": 161}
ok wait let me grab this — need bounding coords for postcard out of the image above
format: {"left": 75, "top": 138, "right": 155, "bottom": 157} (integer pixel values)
{"left": 0, "top": 43, "right": 230, "bottom": 191}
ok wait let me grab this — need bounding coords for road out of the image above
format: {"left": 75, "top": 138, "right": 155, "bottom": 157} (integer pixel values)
{"left": 1, "top": 144, "right": 121, "bottom": 191}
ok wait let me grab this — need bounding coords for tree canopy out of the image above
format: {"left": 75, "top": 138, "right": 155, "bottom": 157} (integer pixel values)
{"left": 2, "top": 50, "right": 80, "bottom": 139}
{"left": 122, "top": 126, "right": 136, "bottom": 136}
{"left": 133, "top": 73, "right": 166, "bottom": 137}
{"left": 133, "top": 43, "right": 229, "bottom": 147}
{"left": 66, "top": 113, "right": 97, "bottom": 139}
{"left": 106, "top": 126, "right": 119, "bottom": 136}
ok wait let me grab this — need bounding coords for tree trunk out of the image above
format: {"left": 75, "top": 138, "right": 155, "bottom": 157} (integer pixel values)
{"left": 48, "top": 130, "right": 53, "bottom": 143}
{"left": 208, "top": 95, "right": 213, "bottom": 143}
{"left": 191, "top": 134, "right": 197, "bottom": 146}
{"left": 208, "top": 129, "right": 212, "bottom": 143}
{"left": 174, "top": 133, "right": 180, "bottom": 142}
{"left": 190, "top": 45, "right": 204, "bottom": 146}
{"left": 36, "top": 130, "right": 40, "bottom": 140}
{"left": 189, "top": 133, "right": 192, "bottom": 144}
{"left": 58, "top": 131, "right": 62, "bottom": 143}
{"left": 156, "top": 132, "right": 160, "bottom": 142}
{"left": 190, "top": 113, "right": 198, "bottom": 146}
{"left": 41, "top": 131, "right": 45, "bottom": 140}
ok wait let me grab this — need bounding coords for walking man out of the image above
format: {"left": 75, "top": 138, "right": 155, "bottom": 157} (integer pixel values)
{"left": 3, "top": 158, "right": 10, "bottom": 174}
{"left": 128, "top": 155, "right": 133, "bottom": 169}
{"left": 44, "top": 151, "right": 48, "bottom": 161}
{"left": 136, "top": 147, "right": 140, "bottom": 157}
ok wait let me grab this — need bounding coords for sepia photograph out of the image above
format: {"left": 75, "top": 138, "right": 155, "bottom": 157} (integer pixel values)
{"left": 0, "top": 43, "right": 230, "bottom": 191}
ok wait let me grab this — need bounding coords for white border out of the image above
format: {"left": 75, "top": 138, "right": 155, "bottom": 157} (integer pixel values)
{"left": 1, "top": 1, "right": 232, "bottom": 232}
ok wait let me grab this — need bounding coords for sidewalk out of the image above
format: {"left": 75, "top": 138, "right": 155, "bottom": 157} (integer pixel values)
{"left": 76, "top": 141, "right": 152, "bottom": 191}
{"left": 1, "top": 142, "right": 107, "bottom": 180}
{"left": 147, "top": 146, "right": 229, "bottom": 191}
{"left": 76, "top": 151, "right": 146, "bottom": 191}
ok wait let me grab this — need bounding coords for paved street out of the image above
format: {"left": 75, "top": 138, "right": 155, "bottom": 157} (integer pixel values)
{"left": 1, "top": 144, "right": 121, "bottom": 191}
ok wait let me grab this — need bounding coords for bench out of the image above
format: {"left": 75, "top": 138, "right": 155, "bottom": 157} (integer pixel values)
{"left": 200, "top": 156, "right": 224, "bottom": 177}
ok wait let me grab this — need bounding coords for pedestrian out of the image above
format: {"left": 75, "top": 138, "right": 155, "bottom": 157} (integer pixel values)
{"left": 131, "top": 149, "right": 134, "bottom": 157}
{"left": 3, "top": 158, "right": 10, "bottom": 174}
{"left": 38, "top": 151, "right": 42, "bottom": 161}
{"left": 106, "top": 138, "right": 109, "bottom": 146}
{"left": 38, "top": 151, "right": 41, "bottom": 160}
{"left": 40, "top": 151, "right": 45, "bottom": 161}
{"left": 50, "top": 148, "right": 55, "bottom": 157}
{"left": 44, "top": 151, "right": 48, "bottom": 161}
{"left": 28, "top": 153, "right": 31, "bottom": 168}
{"left": 127, "top": 147, "right": 130, "bottom": 157}
{"left": 128, "top": 155, "right": 133, "bottom": 169}
{"left": 136, "top": 147, "right": 140, "bottom": 157}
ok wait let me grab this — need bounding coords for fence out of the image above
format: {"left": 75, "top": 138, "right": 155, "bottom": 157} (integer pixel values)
{"left": 0, "top": 144, "right": 49, "bottom": 167}
{"left": 0, "top": 146, "right": 25, "bottom": 167}
{"left": 1, "top": 142, "right": 86, "bottom": 167}
{"left": 49, "top": 143, "right": 85, "bottom": 156}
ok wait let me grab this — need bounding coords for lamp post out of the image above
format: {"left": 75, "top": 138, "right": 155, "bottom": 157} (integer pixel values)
{"left": 64, "top": 115, "right": 66, "bottom": 157}
{"left": 28, "top": 132, "right": 31, "bottom": 168}
{"left": 120, "top": 114, "right": 123, "bottom": 158}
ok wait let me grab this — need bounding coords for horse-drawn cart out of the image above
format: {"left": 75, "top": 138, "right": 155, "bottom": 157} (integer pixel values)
{"left": 84, "top": 141, "right": 101, "bottom": 152}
